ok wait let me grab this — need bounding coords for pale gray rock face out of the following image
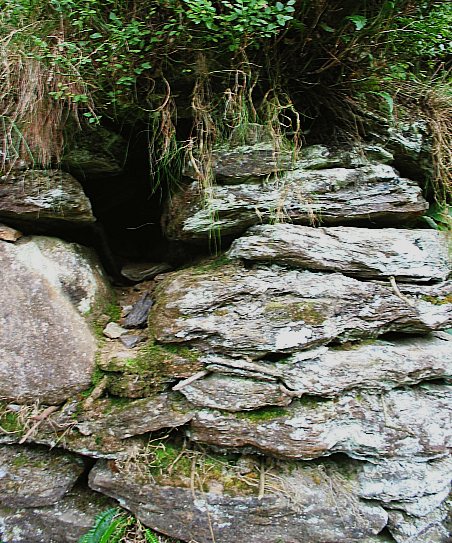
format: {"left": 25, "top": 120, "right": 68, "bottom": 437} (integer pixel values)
{"left": 74, "top": 393, "right": 193, "bottom": 440}
{"left": 357, "top": 457, "right": 452, "bottom": 529}
{"left": 164, "top": 164, "right": 428, "bottom": 240}
{"left": 181, "top": 336, "right": 452, "bottom": 409}
{"left": 228, "top": 225, "right": 451, "bottom": 282}
{"left": 358, "top": 457, "right": 452, "bottom": 505}
{"left": 387, "top": 505, "right": 450, "bottom": 543}
{"left": 190, "top": 385, "right": 452, "bottom": 461}
{"left": 0, "top": 445, "right": 85, "bottom": 508}
{"left": 0, "top": 170, "right": 95, "bottom": 224}
{"left": 150, "top": 264, "right": 452, "bottom": 357}
{"left": 275, "top": 335, "right": 452, "bottom": 397}
{"left": 0, "top": 486, "right": 117, "bottom": 543}
{"left": 103, "top": 322, "right": 128, "bottom": 339}
{"left": 184, "top": 142, "right": 394, "bottom": 184}
{"left": 89, "top": 459, "right": 388, "bottom": 543}
{"left": 0, "top": 236, "right": 110, "bottom": 404}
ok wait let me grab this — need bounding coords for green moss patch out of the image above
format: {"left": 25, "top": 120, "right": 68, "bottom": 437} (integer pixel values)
{"left": 136, "top": 439, "right": 259, "bottom": 496}
{"left": 265, "top": 300, "right": 325, "bottom": 325}
{"left": 421, "top": 294, "right": 452, "bottom": 305}
{"left": 105, "top": 341, "right": 203, "bottom": 399}
{"left": 235, "top": 405, "right": 288, "bottom": 422}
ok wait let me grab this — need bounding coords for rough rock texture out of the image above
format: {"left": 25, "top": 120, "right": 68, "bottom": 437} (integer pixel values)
{"left": 181, "top": 335, "right": 452, "bottom": 409}
{"left": 96, "top": 339, "right": 204, "bottom": 399}
{"left": 89, "top": 459, "right": 388, "bottom": 543}
{"left": 387, "top": 505, "right": 450, "bottom": 543}
{"left": 0, "top": 394, "right": 195, "bottom": 458}
{"left": 123, "top": 293, "right": 153, "bottom": 328}
{"left": 0, "top": 236, "right": 111, "bottom": 404}
{"left": 0, "top": 170, "right": 95, "bottom": 224}
{"left": 181, "top": 374, "right": 292, "bottom": 411}
{"left": 184, "top": 142, "right": 295, "bottom": 183}
{"left": 164, "top": 164, "right": 428, "bottom": 240}
{"left": 358, "top": 457, "right": 452, "bottom": 511}
{"left": 74, "top": 393, "right": 193, "bottom": 441}
{"left": 0, "top": 485, "right": 116, "bottom": 543}
{"left": 0, "top": 445, "right": 85, "bottom": 508}
{"left": 228, "top": 224, "right": 451, "bottom": 282}
{"left": 190, "top": 385, "right": 452, "bottom": 461}
{"left": 295, "top": 143, "right": 394, "bottom": 169}
{"left": 150, "top": 263, "right": 452, "bottom": 357}
{"left": 121, "top": 262, "right": 172, "bottom": 282}
{"left": 61, "top": 125, "right": 126, "bottom": 179}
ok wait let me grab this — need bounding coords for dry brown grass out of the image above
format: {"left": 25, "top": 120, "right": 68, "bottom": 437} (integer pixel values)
{"left": 0, "top": 23, "right": 95, "bottom": 171}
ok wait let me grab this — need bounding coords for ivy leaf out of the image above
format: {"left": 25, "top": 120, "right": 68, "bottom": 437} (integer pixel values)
{"left": 319, "top": 22, "right": 335, "bottom": 33}
{"left": 347, "top": 15, "right": 367, "bottom": 31}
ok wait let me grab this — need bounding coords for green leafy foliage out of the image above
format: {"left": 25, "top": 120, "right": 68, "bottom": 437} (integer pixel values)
{"left": 78, "top": 508, "right": 164, "bottom": 543}
{"left": 422, "top": 204, "right": 452, "bottom": 231}
{"left": 78, "top": 508, "right": 126, "bottom": 543}
{"left": 1, "top": 0, "right": 450, "bottom": 201}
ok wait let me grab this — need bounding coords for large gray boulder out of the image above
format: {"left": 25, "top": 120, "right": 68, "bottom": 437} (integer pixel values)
{"left": 228, "top": 225, "right": 451, "bottom": 282}
{"left": 0, "top": 170, "right": 95, "bottom": 224}
{"left": 164, "top": 164, "right": 428, "bottom": 240}
{"left": 149, "top": 263, "right": 452, "bottom": 357}
{"left": 0, "top": 236, "right": 111, "bottom": 404}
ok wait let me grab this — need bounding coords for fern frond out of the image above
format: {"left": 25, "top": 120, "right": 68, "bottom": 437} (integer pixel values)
{"left": 144, "top": 528, "right": 160, "bottom": 543}
{"left": 78, "top": 507, "right": 124, "bottom": 543}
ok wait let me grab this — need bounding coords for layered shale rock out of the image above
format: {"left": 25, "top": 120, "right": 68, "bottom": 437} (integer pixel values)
{"left": 0, "top": 394, "right": 194, "bottom": 458}
{"left": 164, "top": 163, "right": 428, "bottom": 240}
{"left": 0, "top": 170, "right": 95, "bottom": 225}
{"left": 228, "top": 224, "right": 451, "bottom": 282}
{"left": 1, "top": 139, "right": 451, "bottom": 543}
{"left": 149, "top": 263, "right": 452, "bottom": 356}
{"left": 89, "top": 457, "right": 389, "bottom": 543}
{"left": 181, "top": 334, "right": 452, "bottom": 409}
{"left": 189, "top": 385, "right": 452, "bottom": 461}
{"left": 0, "top": 236, "right": 111, "bottom": 404}
{"left": 0, "top": 445, "right": 85, "bottom": 508}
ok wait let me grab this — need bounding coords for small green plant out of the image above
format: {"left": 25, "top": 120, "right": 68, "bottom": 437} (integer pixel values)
{"left": 423, "top": 203, "right": 452, "bottom": 231}
{"left": 78, "top": 508, "right": 164, "bottom": 543}
{"left": 78, "top": 508, "right": 126, "bottom": 543}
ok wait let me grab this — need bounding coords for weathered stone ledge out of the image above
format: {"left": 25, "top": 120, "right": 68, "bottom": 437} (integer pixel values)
{"left": 189, "top": 385, "right": 452, "bottom": 462}
{"left": 181, "top": 335, "right": 452, "bottom": 410}
{"left": 150, "top": 263, "right": 452, "bottom": 357}
{"left": 164, "top": 164, "right": 428, "bottom": 240}
{"left": 228, "top": 224, "right": 451, "bottom": 282}
{"left": 0, "top": 170, "right": 95, "bottom": 224}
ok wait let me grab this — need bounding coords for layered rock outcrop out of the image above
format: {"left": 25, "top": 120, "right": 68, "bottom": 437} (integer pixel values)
{"left": 0, "top": 142, "right": 450, "bottom": 543}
